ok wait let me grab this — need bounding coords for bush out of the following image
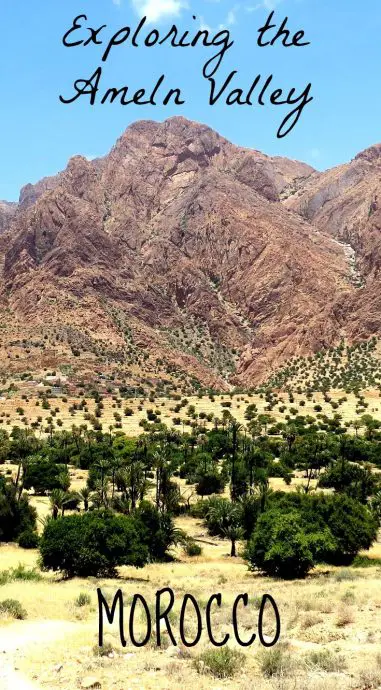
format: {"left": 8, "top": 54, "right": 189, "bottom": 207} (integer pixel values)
{"left": 0, "top": 564, "right": 42, "bottom": 584}
{"left": 195, "top": 647, "right": 245, "bottom": 678}
{"left": 0, "top": 476, "right": 37, "bottom": 543}
{"left": 75, "top": 592, "right": 91, "bottom": 607}
{"left": 310, "top": 493, "right": 378, "bottom": 562}
{"left": 18, "top": 529, "right": 39, "bottom": 549}
{"left": 23, "top": 459, "right": 70, "bottom": 495}
{"left": 260, "top": 645, "right": 292, "bottom": 677}
{"left": 196, "top": 473, "right": 225, "bottom": 496}
{"left": 39, "top": 510, "right": 149, "bottom": 577}
{"left": 306, "top": 649, "right": 346, "bottom": 672}
{"left": 0, "top": 598, "right": 27, "bottom": 619}
{"left": 184, "top": 539, "right": 202, "bottom": 557}
{"left": 136, "top": 501, "right": 181, "bottom": 561}
{"left": 265, "top": 492, "right": 378, "bottom": 565}
{"left": 246, "top": 509, "right": 328, "bottom": 579}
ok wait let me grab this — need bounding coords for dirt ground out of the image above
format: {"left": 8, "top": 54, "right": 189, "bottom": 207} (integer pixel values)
{"left": 0, "top": 389, "right": 380, "bottom": 437}
{"left": 1, "top": 388, "right": 381, "bottom": 689}
{"left": 1, "top": 516, "right": 381, "bottom": 690}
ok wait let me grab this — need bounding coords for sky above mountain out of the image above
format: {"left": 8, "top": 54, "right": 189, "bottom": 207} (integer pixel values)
{"left": 0, "top": 0, "right": 380, "bottom": 200}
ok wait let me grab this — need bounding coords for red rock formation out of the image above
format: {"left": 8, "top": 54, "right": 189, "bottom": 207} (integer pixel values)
{"left": 0, "top": 117, "right": 377, "bottom": 388}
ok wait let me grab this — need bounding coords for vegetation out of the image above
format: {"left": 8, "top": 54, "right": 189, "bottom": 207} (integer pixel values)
{"left": 1, "top": 394, "right": 381, "bottom": 580}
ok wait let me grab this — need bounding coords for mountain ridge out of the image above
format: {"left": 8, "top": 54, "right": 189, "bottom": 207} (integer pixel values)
{"left": 0, "top": 116, "right": 379, "bottom": 391}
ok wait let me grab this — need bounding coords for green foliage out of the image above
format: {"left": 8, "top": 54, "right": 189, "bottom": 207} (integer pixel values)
{"left": 23, "top": 459, "right": 70, "bottom": 495}
{"left": 247, "top": 492, "right": 378, "bottom": 577}
{"left": 184, "top": 539, "right": 202, "bottom": 556}
{"left": 0, "top": 598, "right": 27, "bottom": 619}
{"left": 75, "top": 592, "right": 91, "bottom": 607}
{"left": 136, "top": 501, "right": 184, "bottom": 560}
{"left": 318, "top": 459, "right": 378, "bottom": 502}
{"left": 352, "top": 555, "right": 381, "bottom": 568}
{"left": 196, "top": 472, "right": 225, "bottom": 496}
{"left": 0, "top": 564, "right": 42, "bottom": 585}
{"left": 195, "top": 647, "right": 245, "bottom": 678}
{"left": 246, "top": 510, "right": 320, "bottom": 578}
{"left": 39, "top": 510, "right": 149, "bottom": 577}
{"left": 0, "top": 476, "right": 37, "bottom": 542}
{"left": 18, "top": 528, "right": 39, "bottom": 549}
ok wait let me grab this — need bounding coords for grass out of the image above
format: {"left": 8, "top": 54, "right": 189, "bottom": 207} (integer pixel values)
{"left": 0, "top": 598, "right": 27, "bottom": 619}
{"left": 0, "top": 563, "right": 43, "bottom": 585}
{"left": 195, "top": 647, "right": 245, "bottom": 678}
{"left": 1, "top": 538, "right": 381, "bottom": 689}
{"left": 259, "top": 645, "right": 293, "bottom": 677}
{"left": 74, "top": 592, "right": 91, "bottom": 607}
{"left": 306, "top": 649, "right": 347, "bottom": 672}
{"left": 352, "top": 554, "right": 381, "bottom": 568}
{"left": 334, "top": 568, "right": 357, "bottom": 582}
{"left": 0, "top": 387, "right": 380, "bottom": 439}
{"left": 336, "top": 605, "right": 355, "bottom": 627}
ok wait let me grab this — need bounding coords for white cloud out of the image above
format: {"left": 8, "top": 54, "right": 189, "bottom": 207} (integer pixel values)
{"left": 199, "top": 15, "right": 212, "bottom": 31}
{"left": 130, "top": 0, "right": 189, "bottom": 22}
{"left": 112, "top": 0, "right": 122, "bottom": 5}
{"left": 226, "top": 7, "right": 238, "bottom": 25}
{"left": 246, "top": 0, "right": 283, "bottom": 11}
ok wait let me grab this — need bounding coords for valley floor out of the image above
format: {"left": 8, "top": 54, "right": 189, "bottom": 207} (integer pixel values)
{"left": 1, "top": 520, "right": 381, "bottom": 690}
{"left": 0, "top": 389, "right": 380, "bottom": 437}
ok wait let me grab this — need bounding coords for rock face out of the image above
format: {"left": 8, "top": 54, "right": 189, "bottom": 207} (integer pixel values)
{"left": 284, "top": 143, "right": 381, "bottom": 346}
{"left": 0, "top": 117, "right": 379, "bottom": 388}
{"left": 0, "top": 201, "right": 17, "bottom": 234}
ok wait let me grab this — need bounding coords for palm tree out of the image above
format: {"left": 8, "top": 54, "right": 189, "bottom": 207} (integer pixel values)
{"left": 207, "top": 501, "right": 243, "bottom": 557}
{"left": 352, "top": 419, "right": 362, "bottom": 437}
{"left": 229, "top": 421, "right": 242, "bottom": 501}
{"left": 222, "top": 524, "right": 244, "bottom": 557}
{"left": 94, "top": 458, "right": 110, "bottom": 507}
{"left": 50, "top": 489, "right": 72, "bottom": 519}
{"left": 79, "top": 486, "right": 91, "bottom": 511}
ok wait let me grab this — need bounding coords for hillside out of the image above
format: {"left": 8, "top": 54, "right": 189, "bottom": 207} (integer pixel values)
{"left": 0, "top": 118, "right": 380, "bottom": 392}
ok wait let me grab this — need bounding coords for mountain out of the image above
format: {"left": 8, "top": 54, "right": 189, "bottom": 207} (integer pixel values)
{"left": 284, "top": 144, "right": 381, "bottom": 343}
{"left": 0, "top": 200, "right": 17, "bottom": 234}
{"left": 0, "top": 117, "right": 379, "bottom": 391}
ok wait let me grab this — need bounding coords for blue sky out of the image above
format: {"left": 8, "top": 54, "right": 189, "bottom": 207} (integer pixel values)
{"left": 1, "top": 0, "right": 380, "bottom": 200}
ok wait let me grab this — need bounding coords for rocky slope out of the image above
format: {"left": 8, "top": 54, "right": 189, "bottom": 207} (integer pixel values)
{"left": 0, "top": 117, "right": 378, "bottom": 390}
{"left": 284, "top": 143, "right": 381, "bottom": 344}
{"left": 0, "top": 201, "right": 17, "bottom": 234}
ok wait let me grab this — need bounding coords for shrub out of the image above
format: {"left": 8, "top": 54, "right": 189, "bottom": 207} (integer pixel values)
{"left": 136, "top": 501, "right": 182, "bottom": 561}
{"left": 23, "top": 459, "right": 70, "bottom": 495}
{"left": 0, "top": 598, "right": 27, "bottom": 619}
{"left": 93, "top": 641, "right": 114, "bottom": 657}
{"left": 265, "top": 492, "right": 378, "bottom": 565}
{"left": 306, "top": 649, "right": 346, "bottom": 672}
{"left": 260, "top": 645, "right": 292, "bottom": 677}
{"left": 75, "top": 592, "right": 91, "bottom": 607}
{"left": 0, "top": 564, "right": 42, "bottom": 584}
{"left": 336, "top": 605, "right": 355, "bottom": 627}
{"left": 195, "top": 647, "right": 245, "bottom": 678}
{"left": 246, "top": 510, "right": 327, "bottom": 579}
{"left": 0, "top": 476, "right": 37, "bottom": 543}
{"left": 39, "top": 510, "right": 149, "bottom": 577}
{"left": 196, "top": 473, "right": 225, "bottom": 496}
{"left": 313, "top": 494, "right": 378, "bottom": 562}
{"left": 184, "top": 539, "right": 202, "bottom": 557}
{"left": 18, "top": 529, "right": 39, "bottom": 549}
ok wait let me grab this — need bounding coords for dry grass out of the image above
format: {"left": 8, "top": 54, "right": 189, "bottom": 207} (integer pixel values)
{"left": 1, "top": 387, "right": 381, "bottom": 688}
{"left": 1, "top": 523, "right": 381, "bottom": 689}
{"left": 0, "top": 388, "right": 380, "bottom": 437}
